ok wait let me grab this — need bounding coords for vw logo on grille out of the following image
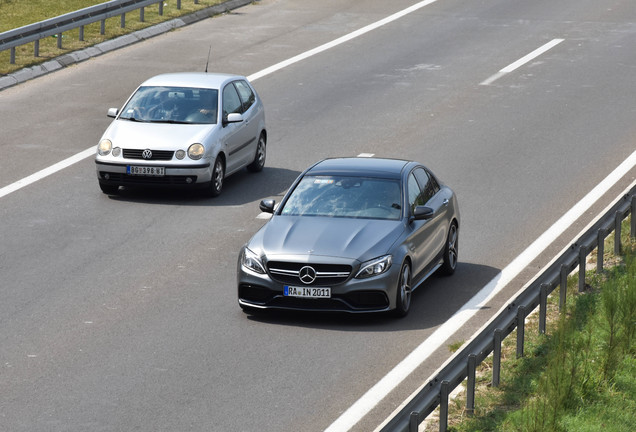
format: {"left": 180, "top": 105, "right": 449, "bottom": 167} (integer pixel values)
{"left": 142, "top": 149, "right": 153, "bottom": 160}
{"left": 299, "top": 266, "right": 317, "bottom": 285}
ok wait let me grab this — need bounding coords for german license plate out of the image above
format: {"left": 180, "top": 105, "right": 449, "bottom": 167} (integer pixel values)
{"left": 284, "top": 286, "right": 331, "bottom": 298}
{"left": 127, "top": 166, "right": 165, "bottom": 176}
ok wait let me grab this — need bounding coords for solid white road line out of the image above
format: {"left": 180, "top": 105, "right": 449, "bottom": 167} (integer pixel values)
{"left": 480, "top": 38, "right": 565, "bottom": 85}
{"left": 324, "top": 148, "right": 636, "bottom": 432}
{"left": 0, "top": 147, "right": 96, "bottom": 199}
{"left": 0, "top": 0, "right": 440, "bottom": 200}
{"left": 247, "top": 0, "right": 440, "bottom": 82}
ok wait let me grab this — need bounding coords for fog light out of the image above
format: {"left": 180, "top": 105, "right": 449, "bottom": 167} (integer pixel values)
{"left": 186, "top": 177, "right": 193, "bottom": 184}
{"left": 104, "top": 173, "right": 110, "bottom": 180}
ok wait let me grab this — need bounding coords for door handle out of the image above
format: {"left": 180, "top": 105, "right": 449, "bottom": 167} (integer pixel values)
{"left": 443, "top": 199, "right": 449, "bottom": 206}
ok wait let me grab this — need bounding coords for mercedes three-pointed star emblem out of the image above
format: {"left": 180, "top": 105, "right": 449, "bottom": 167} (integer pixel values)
{"left": 298, "top": 266, "right": 317, "bottom": 285}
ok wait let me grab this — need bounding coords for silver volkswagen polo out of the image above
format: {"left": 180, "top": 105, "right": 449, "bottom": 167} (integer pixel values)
{"left": 95, "top": 72, "right": 266, "bottom": 196}
{"left": 237, "top": 157, "right": 460, "bottom": 317}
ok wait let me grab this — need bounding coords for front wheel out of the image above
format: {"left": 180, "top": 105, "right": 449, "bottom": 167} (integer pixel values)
{"left": 247, "top": 133, "right": 266, "bottom": 173}
{"left": 206, "top": 157, "right": 225, "bottom": 197}
{"left": 440, "top": 222, "right": 458, "bottom": 275}
{"left": 394, "top": 262, "right": 412, "bottom": 318}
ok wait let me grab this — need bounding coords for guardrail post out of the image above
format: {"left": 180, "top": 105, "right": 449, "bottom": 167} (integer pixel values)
{"left": 409, "top": 411, "right": 419, "bottom": 432}
{"left": 10, "top": 47, "right": 16, "bottom": 63}
{"left": 539, "top": 284, "right": 548, "bottom": 334}
{"left": 159, "top": 1, "right": 164, "bottom": 16}
{"left": 56, "top": 33, "right": 62, "bottom": 49}
{"left": 492, "top": 329, "right": 502, "bottom": 387}
{"left": 140, "top": 7, "right": 145, "bottom": 22}
{"left": 101, "top": 19, "right": 106, "bottom": 35}
{"left": 439, "top": 380, "right": 449, "bottom": 432}
{"left": 578, "top": 246, "right": 587, "bottom": 292}
{"left": 466, "top": 354, "right": 476, "bottom": 415}
{"left": 177, "top": 0, "right": 182, "bottom": 10}
{"left": 34, "top": 40, "right": 39, "bottom": 57}
{"left": 614, "top": 211, "right": 622, "bottom": 255}
{"left": 559, "top": 264, "right": 567, "bottom": 312}
{"left": 79, "top": 25, "right": 84, "bottom": 41}
{"left": 516, "top": 306, "right": 526, "bottom": 358}
{"left": 121, "top": 13, "right": 126, "bottom": 28}
{"left": 597, "top": 228, "right": 606, "bottom": 273}
{"left": 631, "top": 196, "right": 636, "bottom": 238}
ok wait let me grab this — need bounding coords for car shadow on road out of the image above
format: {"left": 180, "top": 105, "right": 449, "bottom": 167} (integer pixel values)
{"left": 103, "top": 166, "right": 300, "bottom": 206}
{"left": 242, "top": 262, "right": 501, "bottom": 332}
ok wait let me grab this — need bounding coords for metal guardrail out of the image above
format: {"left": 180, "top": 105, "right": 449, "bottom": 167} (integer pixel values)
{"left": 0, "top": 0, "right": 200, "bottom": 63}
{"left": 380, "top": 183, "right": 636, "bottom": 432}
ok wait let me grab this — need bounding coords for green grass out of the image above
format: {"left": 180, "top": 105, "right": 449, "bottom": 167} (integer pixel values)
{"left": 433, "top": 217, "right": 636, "bottom": 432}
{"left": 0, "top": 0, "right": 228, "bottom": 75}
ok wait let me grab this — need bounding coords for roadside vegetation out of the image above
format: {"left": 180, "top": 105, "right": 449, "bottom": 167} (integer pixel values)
{"left": 430, "top": 216, "right": 636, "bottom": 431}
{"left": 0, "top": 0, "right": 227, "bottom": 75}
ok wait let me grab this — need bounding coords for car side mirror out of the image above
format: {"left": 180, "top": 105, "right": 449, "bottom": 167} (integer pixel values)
{"left": 107, "top": 108, "right": 119, "bottom": 118}
{"left": 223, "top": 112, "right": 243, "bottom": 126}
{"left": 412, "top": 206, "right": 434, "bottom": 221}
{"left": 259, "top": 199, "right": 275, "bottom": 214}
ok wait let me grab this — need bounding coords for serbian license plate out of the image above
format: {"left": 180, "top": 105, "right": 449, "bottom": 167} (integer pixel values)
{"left": 127, "top": 166, "right": 165, "bottom": 176}
{"left": 284, "top": 286, "right": 331, "bottom": 298}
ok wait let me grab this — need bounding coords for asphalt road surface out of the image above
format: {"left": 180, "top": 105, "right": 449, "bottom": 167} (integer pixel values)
{"left": 1, "top": 0, "right": 635, "bottom": 431}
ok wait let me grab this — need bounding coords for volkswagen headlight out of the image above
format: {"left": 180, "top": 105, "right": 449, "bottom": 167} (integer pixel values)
{"left": 188, "top": 143, "right": 205, "bottom": 160}
{"left": 97, "top": 139, "right": 112, "bottom": 156}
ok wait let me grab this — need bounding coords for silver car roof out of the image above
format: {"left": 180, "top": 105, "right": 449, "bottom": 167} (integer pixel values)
{"left": 139, "top": 72, "right": 247, "bottom": 89}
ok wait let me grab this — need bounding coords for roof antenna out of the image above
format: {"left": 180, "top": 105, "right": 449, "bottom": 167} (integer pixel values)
{"left": 205, "top": 45, "right": 212, "bottom": 73}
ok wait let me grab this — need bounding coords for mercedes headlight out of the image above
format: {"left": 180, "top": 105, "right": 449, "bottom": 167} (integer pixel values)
{"left": 355, "top": 255, "right": 392, "bottom": 279}
{"left": 241, "top": 247, "right": 266, "bottom": 274}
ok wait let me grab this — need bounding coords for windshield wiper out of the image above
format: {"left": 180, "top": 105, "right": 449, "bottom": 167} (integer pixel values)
{"left": 121, "top": 116, "right": 148, "bottom": 122}
{"left": 151, "top": 119, "right": 190, "bottom": 124}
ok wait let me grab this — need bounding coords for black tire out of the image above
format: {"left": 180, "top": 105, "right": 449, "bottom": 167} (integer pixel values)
{"left": 394, "top": 261, "right": 412, "bottom": 318}
{"left": 247, "top": 133, "right": 266, "bottom": 173}
{"left": 99, "top": 182, "right": 119, "bottom": 195}
{"left": 440, "top": 222, "right": 458, "bottom": 275}
{"left": 207, "top": 157, "right": 225, "bottom": 197}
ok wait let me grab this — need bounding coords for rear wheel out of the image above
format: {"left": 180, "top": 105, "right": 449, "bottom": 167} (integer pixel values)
{"left": 394, "top": 262, "right": 412, "bottom": 318}
{"left": 440, "top": 222, "right": 458, "bottom": 275}
{"left": 247, "top": 133, "right": 266, "bottom": 173}
{"left": 207, "top": 157, "right": 224, "bottom": 197}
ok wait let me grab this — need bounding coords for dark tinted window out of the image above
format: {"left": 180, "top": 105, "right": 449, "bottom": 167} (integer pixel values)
{"left": 407, "top": 173, "right": 425, "bottom": 214}
{"left": 413, "top": 167, "right": 437, "bottom": 204}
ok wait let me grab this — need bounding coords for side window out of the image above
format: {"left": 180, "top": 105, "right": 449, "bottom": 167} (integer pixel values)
{"left": 234, "top": 80, "right": 255, "bottom": 112}
{"left": 222, "top": 83, "right": 243, "bottom": 116}
{"left": 428, "top": 171, "right": 440, "bottom": 195}
{"left": 413, "top": 168, "right": 437, "bottom": 204}
{"left": 407, "top": 173, "right": 425, "bottom": 215}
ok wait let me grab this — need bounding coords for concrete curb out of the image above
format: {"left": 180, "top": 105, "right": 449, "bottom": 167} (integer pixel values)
{"left": 0, "top": 0, "right": 254, "bottom": 92}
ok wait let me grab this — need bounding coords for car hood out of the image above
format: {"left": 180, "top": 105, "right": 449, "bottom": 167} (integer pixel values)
{"left": 104, "top": 119, "right": 215, "bottom": 149}
{"left": 250, "top": 216, "right": 405, "bottom": 262}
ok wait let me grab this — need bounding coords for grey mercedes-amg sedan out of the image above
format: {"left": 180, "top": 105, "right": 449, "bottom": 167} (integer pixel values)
{"left": 237, "top": 157, "right": 459, "bottom": 317}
